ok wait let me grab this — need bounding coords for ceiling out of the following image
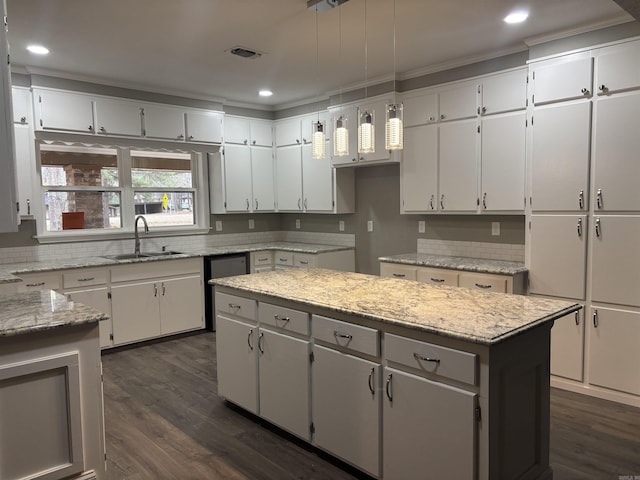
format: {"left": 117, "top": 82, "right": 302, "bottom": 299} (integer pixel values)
{"left": 6, "top": 0, "right": 635, "bottom": 109}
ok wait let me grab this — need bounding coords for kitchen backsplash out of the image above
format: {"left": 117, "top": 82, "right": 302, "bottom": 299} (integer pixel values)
{"left": 417, "top": 239, "right": 524, "bottom": 263}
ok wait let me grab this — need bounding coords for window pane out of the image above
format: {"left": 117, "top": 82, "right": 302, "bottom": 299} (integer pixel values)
{"left": 40, "top": 145, "right": 119, "bottom": 187}
{"left": 45, "top": 191, "right": 122, "bottom": 231}
{"left": 133, "top": 191, "right": 194, "bottom": 228}
{"left": 131, "top": 151, "right": 192, "bottom": 188}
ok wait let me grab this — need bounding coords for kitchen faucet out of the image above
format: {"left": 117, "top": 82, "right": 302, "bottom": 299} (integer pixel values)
{"left": 134, "top": 215, "right": 149, "bottom": 256}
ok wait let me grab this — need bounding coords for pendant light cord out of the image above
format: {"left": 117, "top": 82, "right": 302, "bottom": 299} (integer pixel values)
{"left": 316, "top": 6, "right": 320, "bottom": 123}
{"left": 364, "top": 0, "right": 368, "bottom": 101}
{"left": 393, "top": 0, "right": 396, "bottom": 94}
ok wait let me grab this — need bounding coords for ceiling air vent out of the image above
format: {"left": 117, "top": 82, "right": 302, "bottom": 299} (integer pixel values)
{"left": 227, "top": 46, "right": 262, "bottom": 60}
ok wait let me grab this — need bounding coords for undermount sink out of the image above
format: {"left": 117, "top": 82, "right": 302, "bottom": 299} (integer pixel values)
{"left": 102, "top": 251, "right": 181, "bottom": 261}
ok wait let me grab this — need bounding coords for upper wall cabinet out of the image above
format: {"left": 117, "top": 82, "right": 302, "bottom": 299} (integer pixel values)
{"left": 275, "top": 118, "right": 302, "bottom": 147}
{"left": 329, "top": 104, "right": 359, "bottom": 166}
{"left": 34, "top": 88, "right": 95, "bottom": 133}
{"left": 225, "top": 116, "right": 272, "bottom": 147}
{"left": 11, "top": 87, "right": 31, "bottom": 124}
{"left": 142, "top": 104, "right": 186, "bottom": 141}
{"left": 185, "top": 110, "right": 223, "bottom": 144}
{"left": 250, "top": 120, "right": 273, "bottom": 147}
{"left": 439, "top": 82, "right": 478, "bottom": 121}
{"left": 94, "top": 97, "right": 142, "bottom": 136}
{"left": 480, "top": 68, "right": 528, "bottom": 115}
{"left": 594, "top": 40, "right": 640, "bottom": 95}
{"left": 531, "top": 53, "right": 593, "bottom": 105}
{"left": 403, "top": 92, "right": 438, "bottom": 127}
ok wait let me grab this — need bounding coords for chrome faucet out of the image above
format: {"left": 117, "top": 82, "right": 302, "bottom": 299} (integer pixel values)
{"left": 134, "top": 215, "right": 149, "bottom": 256}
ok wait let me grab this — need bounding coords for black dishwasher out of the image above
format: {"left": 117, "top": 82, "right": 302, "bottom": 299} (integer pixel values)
{"left": 204, "top": 253, "right": 248, "bottom": 331}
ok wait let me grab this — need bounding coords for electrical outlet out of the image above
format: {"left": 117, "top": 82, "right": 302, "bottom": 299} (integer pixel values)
{"left": 339, "top": 220, "right": 345, "bottom": 232}
{"left": 248, "top": 219, "right": 255, "bottom": 230}
{"left": 418, "top": 220, "right": 426, "bottom": 233}
{"left": 492, "top": 222, "right": 500, "bottom": 236}
{"left": 295, "top": 218, "right": 301, "bottom": 229}
{"left": 215, "top": 220, "right": 222, "bottom": 232}
{"left": 367, "top": 220, "right": 374, "bottom": 232}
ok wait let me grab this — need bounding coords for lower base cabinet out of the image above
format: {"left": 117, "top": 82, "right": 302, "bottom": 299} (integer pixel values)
{"left": 550, "top": 306, "right": 584, "bottom": 382}
{"left": 65, "top": 287, "right": 112, "bottom": 348}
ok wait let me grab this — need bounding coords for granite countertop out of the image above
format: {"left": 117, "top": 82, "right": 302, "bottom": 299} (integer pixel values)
{"left": 212, "top": 268, "right": 578, "bottom": 346}
{"left": 379, "top": 253, "right": 527, "bottom": 275}
{"left": 0, "top": 289, "right": 108, "bottom": 337}
{"left": 180, "top": 242, "right": 354, "bottom": 256}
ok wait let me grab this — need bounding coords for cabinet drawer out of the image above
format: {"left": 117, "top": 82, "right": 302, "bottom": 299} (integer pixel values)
{"left": 18, "top": 272, "right": 61, "bottom": 292}
{"left": 215, "top": 292, "right": 256, "bottom": 321}
{"left": 275, "top": 251, "right": 293, "bottom": 266}
{"left": 385, "top": 333, "right": 478, "bottom": 386}
{"left": 459, "top": 272, "right": 507, "bottom": 293}
{"left": 62, "top": 269, "right": 108, "bottom": 289}
{"left": 259, "top": 302, "right": 309, "bottom": 336}
{"left": 294, "top": 254, "right": 316, "bottom": 268}
{"left": 312, "top": 315, "right": 380, "bottom": 357}
{"left": 253, "top": 251, "right": 273, "bottom": 267}
{"left": 416, "top": 267, "right": 459, "bottom": 286}
{"left": 380, "top": 262, "right": 417, "bottom": 281}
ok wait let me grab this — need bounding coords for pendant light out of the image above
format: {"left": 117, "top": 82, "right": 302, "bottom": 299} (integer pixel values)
{"left": 311, "top": 5, "right": 326, "bottom": 160}
{"left": 385, "top": 0, "right": 403, "bottom": 150}
{"left": 358, "top": 0, "right": 375, "bottom": 154}
{"left": 333, "top": 5, "right": 349, "bottom": 157}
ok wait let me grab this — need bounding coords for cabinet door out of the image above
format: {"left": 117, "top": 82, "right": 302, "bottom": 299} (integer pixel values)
{"left": 401, "top": 124, "right": 438, "bottom": 212}
{"left": 250, "top": 120, "right": 273, "bottom": 147}
{"left": 439, "top": 119, "right": 478, "bottom": 212}
{"left": 529, "top": 215, "right": 587, "bottom": 299}
{"left": 383, "top": 368, "right": 476, "bottom": 480}
{"left": 312, "top": 345, "right": 380, "bottom": 478}
{"left": 403, "top": 92, "right": 438, "bottom": 127}
{"left": 11, "top": 87, "right": 30, "bottom": 124}
{"left": 143, "top": 104, "right": 185, "bottom": 140}
{"left": 66, "top": 287, "right": 112, "bottom": 348}
{"left": 302, "top": 143, "right": 333, "bottom": 212}
{"left": 94, "top": 97, "right": 142, "bottom": 136}
{"left": 159, "top": 275, "right": 203, "bottom": 334}
{"left": 251, "top": 146, "right": 275, "bottom": 211}
{"left": 275, "top": 145, "right": 303, "bottom": 211}
{"left": 185, "top": 110, "right": 223, "bottom": 143}
{"left": 591, "top": 216, "right": 640, "bottom": 307}
{"left": 589, "top": 307, "right": 640, "bottom": 396}
{"left": 216, "top": 315, "right": 258, "bottom": 414}
{"left": 111, "top": 281, "right": 161, "bottom": 345}
{"left": 531, "top": 101, "right": 591, "bottom": 211}
{"left": 481, "top": 68, "right": 527, "bottom": 115}
{"left": 439, "top": 82, "right": 477, "bottom": 121}
{"left": 258, "top": 329, "right": 310, "bottom": 440}
{"left": 532, "top": 55, "right": 593, "bottom": 104}
{"left": 330, "top": 104, "right": 359, "bottom": 166}
{"left": 275, "top": 118, "right": 301, "bottom": 147}
{"left": 595, "top": 40, "right": 640, "bottom": 95}
{"left": 14, "top": 124, "right": 34, "bottom": 217}
{"left": 224, "top": 116, "right": 250, "bottom": 145}
{"left": 223, "top": 144, "right": 252, "bottom": 212}
{"left": 550, "top": 307, "right": 584, "bottom": 382}
{"left": 416, "top": 267, "right": 458, "bottom": 286}
{"left": 593, "top": 92, "right": 640, "bottom": 211}
{"left": 0, "top": 21, "right": 17, "bottom": 233}
{"left": 480, "top": 111, "right": 525, "bottom": 212}
{"left": 37, "top": 89, "right": 94, "bottom": 133}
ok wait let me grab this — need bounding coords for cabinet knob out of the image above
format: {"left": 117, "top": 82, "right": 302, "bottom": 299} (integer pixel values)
{"left": 252, "top": 140, "right": 256, "bottom": 145}
{"left": 481, "top": 106, "right": 487, "bottom": 114}
{"left": 599, "top": 84, "right": 608, "bottom": 93}
{"left": 440, "top": 114, "right": 445, "bottom": 120}
{"left": 581, "top": 88, "right": 590, "bottom": 96}
{"left": 428, "top": 116, "right": 435, "bottom": 122}
{"left": 296, "top": 139, "right": 301, "bottom": 144}
{"left": 88, "top": 125, "right": 94, "bottom": 132}
{"left": 20, "top": 116, "right": 26, "bottom": 124}
{"left": 244, "top": 139, "right": 248, "bottom": 145}
{"left": 178, "top": 134, "right": 184, "bottom": 140}
{"left": 189, "top": 135, "right": 194, "bottom": 140}
{"left": 100, "top": 126, "right": 106, "bottom": 133}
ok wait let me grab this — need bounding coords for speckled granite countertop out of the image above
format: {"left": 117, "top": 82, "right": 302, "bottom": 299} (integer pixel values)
{"left": 379, "top": 253, "right": 527, "bottom": 275}
{"left": 0, "top": 290, "right": 108, "bottom": 337}
{"left": 180, "top": 242, "right": 353, "bottom": 256}
{"left": 212, "top": 268, "right": 578, "bottom": 345}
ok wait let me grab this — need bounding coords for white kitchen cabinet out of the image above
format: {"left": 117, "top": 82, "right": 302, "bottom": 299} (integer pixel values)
{"left": 34, "top": 88, "right": 95, "bottom": 133}
{"left": 301, "top": 111, "right": 330, "bottom": 146}
{"left": 250, "top": 120, "right": 273, "bottom": 147}
{"left": 438, "top": 118, "right": 478, "bottom": 212}
{"left": 594, "top": 39, "right": 640, "bottom": 95}
{"left": 11, "top": 87, "right": 30, "bottom": 124}
{"left": 94, "top": 96, "right": 142, "bottom": 136}
{"left": 402, "top": 91, "right": 438, "bottom": 127}
{"left": 480, "top": 68, "right": 527, "bottom": 115}
{"left": 480, "top": 110, "right": 526, "bottom": 212}
{"left": 301, "top": 143, "right": 333, "bottom": 212}
{"left": 275, "top": 118, "right": 302, "bottom": 147}
{"left": 550, "top": 306, "right": 584, "bottom": 382}
{"left": 223, "top": 144, "right": 253, "bottom": 212}
{"left": 588, "top": 307, "right": 640, "bottom": 396}
{"left": 251, "top": 146, "right": 275, "bottom": 211}
{"left": 416, "top": 267, "right": 459, "bottom": 286}
{"left": 312, "top": 344, "right": 380, "bottom": 477}
{"left": 459, "top": 271, "right": 508, "bottom": 293}
{"left": 532, "top": 54, "right": 593, "bottom": 105}
{"left": 142, "top": 104, "right": 185, "bottom": 141}
{"left": 258, "top": 328, "right": 311, "bottom": 440}
{"left": 529, "top": 215, "right": 587, "bottom": 300}
{"left": 65, "top": 287, "right": 112, "bottom": 348}
{"left": 400, "top": 124, "right": 438, "bottom": 213}
{"left": 111, "top": 279, "right": 161, "bottom": 344}
{"left": 159, "top": 275, "right": 204, "bottom": 334}
{"left": 275, "top": 145, "right": 303, "bottom": 211}
{"left": 330, "top": 104, "right": 360, "bottom": 167}
{"left": 356, "top": 97, "right": 395, "bottom": 164}
{"left": 383, "top": 367, "right": 476, "bottom": 480}
{"left": 17, "top": 271, "right": 61, "bottom": 293}
{"left": 592, "top": 92, "right": 640, "bottom": 212}
{"left": 249, "top": 251, "right": 274, "bottom": 272}
{"left": 13, "top": 123, "right": 35, "bottom": 218}
{"left": 530, "top": 101, "right": 591, "bottom": 211}
{"left": 185, "top": 110, "right": 223, "bottom": 143}
{"left": 439, "top": 81, "right": 478, "bottom": 121}
{"left": 591, "top": 216, "right": 640, "bottom": 308}
{"left": 223, "top": 116, "right": 250, "bottom": 144}
{"left": 379, "top": 262, "right": 417, "bottom": 281}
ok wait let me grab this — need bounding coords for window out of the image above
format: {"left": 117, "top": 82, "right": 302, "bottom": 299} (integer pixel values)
{"left": 36, "top": 141, "right": 209, "bottom": 238}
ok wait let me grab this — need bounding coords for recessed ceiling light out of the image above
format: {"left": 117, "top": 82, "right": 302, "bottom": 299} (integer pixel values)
{"left": 27, "top": 44, "right": 50, "bottom": 55}
{"left": 504, "top": 11, "right": 528, "bottom": 24}
{"left": 259, "top": 90, "right": 273, "bottom": 97}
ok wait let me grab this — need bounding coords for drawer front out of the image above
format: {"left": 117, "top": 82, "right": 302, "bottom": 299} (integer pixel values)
{"left": 253, "top": 251, "right": 273, "bottom": 267}
{"left": 259, "top": 302, "right": 309, "bottom": 335}
{"left": 63, "top": 268, "right": 108, "bottom": 288}
{"left": 111, "top": 257, "right": 201, "bottom": 283}
{"left": 294, "top": 254, "right": 316, "bottom": 268}
{"left": 416, "top": 267, "right": 459, "bottom": 286}
{"left": 254, "top": 266, "right": 273, "bottom": 273}
{"left": 380, "top": 262, "right": 417, "bottom": 281}
{"left": 385, "top": 333, "right": 477, "bottom": 385}
{"left": 312, "top": 315, "right": 380, "bottom": 357}
{"left": 215, "top": 292, "right": 256, "bottom": 321}
{"left": 275, "top": 251, "right": 294, "bottom": 266}
{"left": 459, "top": 272, "right": 507, "bottom": 293}
{"left": 18, "top": 272, "right": 61, "bottom": 292}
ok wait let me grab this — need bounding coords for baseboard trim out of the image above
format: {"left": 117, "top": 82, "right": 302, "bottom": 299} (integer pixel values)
{"left": 551, "top": 377, "right": 640, "bottom": 408}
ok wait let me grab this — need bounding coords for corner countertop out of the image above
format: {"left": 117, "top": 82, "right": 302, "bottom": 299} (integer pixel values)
{"left": 0, "top": 290, "right": 109, "bottom": 337}
{"left": 179, "top": 242, "right": 354, "bottom": 256}
{"left": 212, "top": 268, "right": 578, "bottom": 346}
{"left": 379, "top": 253, "right": 527, "bottom": 276}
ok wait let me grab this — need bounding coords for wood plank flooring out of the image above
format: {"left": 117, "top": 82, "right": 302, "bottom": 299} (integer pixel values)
{"left": 101, "top": 331, "right": 640, "bottom": 480}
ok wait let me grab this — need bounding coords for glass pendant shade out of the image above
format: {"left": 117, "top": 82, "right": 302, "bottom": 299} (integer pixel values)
{"left": 358, "top": 109, "right": 375, "bottom": 154}
{"left": 311, "top": 120, "right": 326, "bottom": 160}
{"left": 385, "top": 103, "right": 404, "bottom": 150}
{"left": 333, "top": 115, "right": 349, "bottom": 157}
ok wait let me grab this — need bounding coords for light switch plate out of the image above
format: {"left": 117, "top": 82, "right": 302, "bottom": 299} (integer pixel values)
{"left": 418, "top": 220, "right": 426, "bottom": 233}
{"left": 248, "top": 219, "right": 255, "bottom": 230}
{"left": 339, "top": 220, "right": 345, "bottom": 232}
{"left": 492, "top": 222, "right": 500, "bottom": 236}
{"left": 367, "top": 220, "right": 373, "bottom": 232}
{"left": 215, "top": 220, "right": 222, "bottom": 232}
{"left": 296, "top": 218, "right": 301, "bottom": 229}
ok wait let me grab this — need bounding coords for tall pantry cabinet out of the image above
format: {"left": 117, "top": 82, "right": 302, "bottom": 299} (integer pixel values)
{"left": 527, "top": 38, "right": 640, "bottom": 406}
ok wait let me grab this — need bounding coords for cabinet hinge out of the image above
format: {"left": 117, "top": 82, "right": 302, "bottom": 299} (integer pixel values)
{"left": 475, "top": 406, "right": 482, "bottom": 422}
{"left": 310, "top": 422, "right": 315, "bottom": 435}
{"left": 107, "top": 291, "right": 112, "bottom": 299}
{"left": 309, "top": 351, "right": 314, "bottom": 363}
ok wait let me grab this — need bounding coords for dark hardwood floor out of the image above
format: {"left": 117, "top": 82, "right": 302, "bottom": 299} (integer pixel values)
{"left": 101, "top": 331, "right": 640, "bottom": 480}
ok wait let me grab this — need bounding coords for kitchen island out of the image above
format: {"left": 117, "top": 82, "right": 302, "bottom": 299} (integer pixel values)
{"left": 212, "top": 268, "right": 580, "bottom": 480}
{"left": 0, "top": 290, "right": 107, "bottom": 480}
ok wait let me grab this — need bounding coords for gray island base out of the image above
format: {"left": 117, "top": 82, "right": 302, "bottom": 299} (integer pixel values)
{"left": 212, "top": 268, "right": 579, "bottom": 480}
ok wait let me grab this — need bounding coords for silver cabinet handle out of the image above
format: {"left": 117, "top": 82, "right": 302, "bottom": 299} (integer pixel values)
{"left": 279, "top": 258, "right": 288, "bottom": 262}
{"left": 298, "top": 198, "right": 302, "bottom": 210}
{"left": 258, "top": 332, "right": 264, "bottom": 354}
{"left": 593, "top": 309, "right": 599, "bottom": 328}
{"left": 77, "top": 277, "right": 95, "bottom": 282}
{"left": 20, "top": 116, "right": 26, "bottom": 124}
{"left": 243, "top": 139, "right": 248, "bottom": 145}
{"left": 252, "top": 140, "right": 256, "bottom": 145}
{"left": 440, "top": 194, "right": 445, "bottom": 210}
{"left": 368, "top": 367, "right": 375, "bottom": 395}
{"left": 392, "top": 273, "right": 406, "bottom": 278}
{"left": 258, "top": 257, "right": 269, "bottom": 262}
{"left": 247, "top": 329, "right": 254, "bottom": 350}
{"left": 274, "top": 314, "right": 290, "bottom": 323}
{"left": 26, "top": 282, "right": 45, "bottom": 287}
{"left": 581, "top": 87, "right": 590, "bottom": 96}
{"left": 596, "top": 188, "right": 603, "bottom": 209}
{"left": 246, "top": 198, "right": 250, "bottom": 211}
{"left": 385, "top": 373, "right": 393, "bottom": 401}
{"left": 189, "top": 135, "right": 194, "bottom": 141}
{"left": 595, "top": 217, "right": 601, "bottom": 238}
{"left": 414, "top": 352, "right": 441, "bottom": 364}
{"left": 304, "top": 198, "right": 308, "bottom": 210}
{"left": 27, "top": 199, "right": 31, "bottom": 215}
{"left": 579, "top": 190, "right": 584, "bottom": 209}
{"left": 475, "top": 283, "right": 492, "bottom": 289}
{"left": 154, "top": 283, "right": 158, "bottom": 297}
{"left": 428, "top": 116, "right": 435, "bottom": 122}
{"left": 229, "top": 303, "right": 241, "bottom": 310}
{"left": 88, "top": 125, "right": 94, "bottom": 132}
{"left": 299, "top": 260, "right": 309, "bottom": 265}
{"left": 577, "top": 218, "right": 583, "bottom": 237}
{"left": 429, "top": 194, "right": 435, "bottom": 210}
{"left": 162, "top": 282, "right": 166, "bottom": 296}
{"left": 440, "top": 114, "right": 445, "bottom": 120}
{"left": 334, "top": 331, "right": 353, "bottom": 340}
{"left": 599, "top": 84, "right": 608, "bottom": 93}
{"left": 430, "top": 277, "right": 445, "bottom": 283}
{"left": 575, "top": 311, "right": 580, "bottom": 326}
{"left": 296, "top": 139, "right": 301, "bottom": 144}
{"left": 178, "top": 134, "right": 184, "bottom": 140}
{"left": 482, "top": 192, "right": 487, "bottom": 209}
{"left": 481, "top": 106, "right": 487, "bottom": 114}
{"left": 255, "top": 198, "right": 258, "bottom": 210}
{"left": 99, "top": 126, "right": 106, "bottom": 133}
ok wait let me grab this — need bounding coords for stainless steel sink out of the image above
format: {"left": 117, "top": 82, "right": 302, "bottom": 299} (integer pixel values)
{"left": 102, "top": 251, "right": 181, "bottom": 261}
